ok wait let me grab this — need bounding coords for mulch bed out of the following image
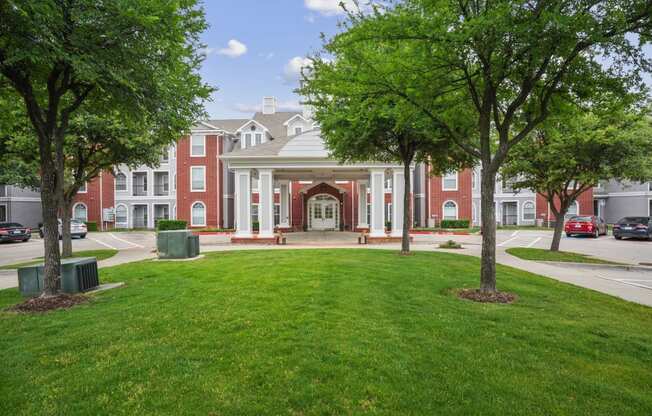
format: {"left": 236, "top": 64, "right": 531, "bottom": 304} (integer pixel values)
{"left": 458, "top": 289, "right": 517, "bottom": 304}
{"left": 6, "top": 293, "right": 90, "bottom": 313}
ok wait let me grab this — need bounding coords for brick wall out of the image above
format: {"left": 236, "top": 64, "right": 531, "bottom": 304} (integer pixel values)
{"left": 427, "top": 168, "right": 473, "bottom": 224}
{"left": 176, "top": 134, "right": 221, "bottom": 228}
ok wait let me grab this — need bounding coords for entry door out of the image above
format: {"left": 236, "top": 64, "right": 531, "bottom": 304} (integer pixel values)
{"left": 311, "top": 200, "right": 337, "bottom": 230}
{"left": 502, "top": 202, "right": 518, "bottom": 226}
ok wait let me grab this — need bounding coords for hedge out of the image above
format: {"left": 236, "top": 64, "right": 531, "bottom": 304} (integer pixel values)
{"left": 440, "top": 219, "right": 470, "bottom": 229}
{"left": 84, "top": 221, "right": 98, "bottom": 232}
{"left": 157, "top": 220, "right": 187, "bottom": 231}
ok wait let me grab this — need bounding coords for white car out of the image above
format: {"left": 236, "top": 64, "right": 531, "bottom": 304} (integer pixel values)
{"left": 38, "top": 219, "right": 87, "bottom": 239}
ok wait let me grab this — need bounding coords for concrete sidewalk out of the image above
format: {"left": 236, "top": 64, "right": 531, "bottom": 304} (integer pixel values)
{"left": 0, "top": 248, "right": 156, "bottom": 291}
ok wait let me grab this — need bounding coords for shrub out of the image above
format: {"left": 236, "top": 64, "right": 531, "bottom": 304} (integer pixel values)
{"left": 157, "top": 220, "right": 187, "bottom": 231}
{"left": 440, "top": 219, "right": 470, "bottom": 229}
{"left": 439, "top": 239, "right": 462, "bottom": 249}
{"left": 84, "top": 221, "right": 98, "bottom": 232}
{"left": 252, "top": 221, "right": 260, "bottom": 232}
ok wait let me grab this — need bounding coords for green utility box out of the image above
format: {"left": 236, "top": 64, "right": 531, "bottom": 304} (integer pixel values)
{"left": 157, "top": 230, "right": 201, "bottom": 259}
{"left": 18, "top": 257, "right": 100, "bottom": 297}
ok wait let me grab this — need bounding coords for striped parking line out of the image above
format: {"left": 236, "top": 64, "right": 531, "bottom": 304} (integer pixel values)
{"left": 89, "top": 237, "right": 118, "bottom": 250}
{"left": 498, "top": 236, "right": 520, "bottom": 247}
{"left": 109, "top": 233, "right": 144, "bottom": 249}
{"left": 526, "top": 237, "right": 542, "bottom": 248}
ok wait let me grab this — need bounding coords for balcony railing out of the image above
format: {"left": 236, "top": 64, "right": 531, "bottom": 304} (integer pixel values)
{"left": 132, "top": 184, "right": 147, "bottom": 196}
{"left": 154, "top": 183, "right": 169, "bottom": 196}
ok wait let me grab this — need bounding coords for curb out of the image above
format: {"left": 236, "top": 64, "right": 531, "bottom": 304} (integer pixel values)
{"left": 537, "top": 261, "right": 652, "bottom": 272}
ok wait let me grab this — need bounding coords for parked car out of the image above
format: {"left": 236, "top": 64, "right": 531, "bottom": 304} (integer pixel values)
{"left": 0, "top": 222, "right": 31, "bottom": 243}
{"left": 564, "top": 215, "right": 608, "bottom": 238}
{"left": 38, "top": 219, "right": 87, "bottom": 239}
{"left": 613, "top": 217, "right": 652, "bottom": 241}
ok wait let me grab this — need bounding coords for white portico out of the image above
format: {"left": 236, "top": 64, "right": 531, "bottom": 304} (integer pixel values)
{"left": 221, "top": 129, "right": 413, "bottom": 241}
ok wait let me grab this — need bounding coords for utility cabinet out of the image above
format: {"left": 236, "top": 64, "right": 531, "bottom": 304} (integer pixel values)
{"left": 157, "top": 230, "right": 201, "bottom": 259}
{"left": 18, "top": 257, "right": 100, "bottom": 297}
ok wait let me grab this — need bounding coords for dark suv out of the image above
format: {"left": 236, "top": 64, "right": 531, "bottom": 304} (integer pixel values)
{"left": 613, "top": 217, "right": 652, "bottom": 241}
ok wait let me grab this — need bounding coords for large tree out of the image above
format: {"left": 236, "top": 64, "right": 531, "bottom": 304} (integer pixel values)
{"left": 301, "top": 44, "right": 473, "bottom": 252}
{"left": 59, "top": 110, "right": 181, "bottom": 257}
{"left": 324, "top": 0, "right": 652, "bottom": 293}
{"left": 502, "top": 107, "right": 652, "bottom": 251}
{"left": 0, "top": 1, "right": 211, "bottom": 296}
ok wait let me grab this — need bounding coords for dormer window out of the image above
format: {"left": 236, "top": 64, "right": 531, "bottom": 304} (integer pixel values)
{"left": 243, "top": 133, "right": 252, "bottom": 149}
{"left": 255, "top": 133, "right": 262, "bottom": 145}
{"left": 294, "top": 127, "right": 302, "bottom": 135}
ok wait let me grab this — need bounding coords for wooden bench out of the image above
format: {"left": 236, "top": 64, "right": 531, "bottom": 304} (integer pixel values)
{"left": 275, "top": 231, "right": 287, "bottom": 245}
{"left": 358, "top": 231, "right": 368, "bottom": 245}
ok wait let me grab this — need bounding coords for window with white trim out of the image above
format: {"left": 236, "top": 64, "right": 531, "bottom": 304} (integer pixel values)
{"left": 0, "top": 204, "right": 6, "bottom": 222}
{"left": 115, "top": 205, "right": 128, "bottom": 225}
{"left": 191, "top": 134, "right": 205, "bottom": 156}
{"left": 565, "top": 201, "right": 579, "bottom": 219}
{"left": 523, "top": 201, "right": 535, "bottom": 221}
{"left": 443, "top": 201, "right": 458, "bottom": 220}
{"left": 442, "top": 172, "right": 458, "bottom": 191}
{"left": 251, "top": 204, "right": 259, "bottom": 224}
{"left": 115, "top": 173, "right": 127, "bottom": 191}
{"left": 78, "top": 182, "right": 87, "bottom": 193}
{"left": 243, "top": 133, "right": 252, "bottom": 149}
{"left": 385, "top": 203, "right": 392, "bottom": 224}
{"left": 274, "top": 203, "right": 280, "bottom": 226}
{"left": 191, "top": 166, "right": 205, "bottom": 191}
{"left": 472, "top": 172, "right": 477, "bottom": 190}
{"left": 294, "top": 127, "right": 302, "bottom": 135}
{"left": 251, "top": 176, "right": 259, "bottom": 191}
{"left": 73, "top": 203, "right": 88, "bottom": 222}
{"left": 191, "top": 202, "right": 206, "bottom": 226}
{"left": 255, "top": 133, "right": 262, "bottom": 145}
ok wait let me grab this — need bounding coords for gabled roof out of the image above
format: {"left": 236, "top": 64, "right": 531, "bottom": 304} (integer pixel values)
{"left": 221, "top": 129, "right": 326, "bottom": 159}
{"left": 191, "top": 119, "right": 248, "bottom": 134}
{"left": 235, "top": 119, "right": 270, "bottom": 133}
{"left": 252, "top": 111, "right": 301, "bottom": 139}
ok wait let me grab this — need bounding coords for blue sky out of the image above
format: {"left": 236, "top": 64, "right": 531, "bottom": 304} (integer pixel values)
{"left": 199, "top": 1, "right": 652, "bottom": 120}
{"left": 199, "top": 0, "right": 353, "bottom": 119}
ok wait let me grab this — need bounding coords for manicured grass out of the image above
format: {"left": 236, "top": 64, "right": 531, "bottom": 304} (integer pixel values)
{"left": 497, "top": 225, "right": 553, "bottom": 231}
{"left": 506, "top": 247, "right": 621, "bottom": 264}
{"left": 1, "top": 249, "right": 651, "bottom": 415}
{"left": 0, "top": 249, "right": 118, "bottom": 270}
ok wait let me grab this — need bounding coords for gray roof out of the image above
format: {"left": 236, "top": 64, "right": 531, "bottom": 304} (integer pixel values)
{"left": 252, "top": 111, "right": 302, "bottom": 138}
{"left": 222, "top": 135, "right": 295, "bottom": 158}
{"left": 192, "top": 112, "right": 302, "bottom": 139}
{"left": 205, "top": 119, "right": 249, "bottom": 133}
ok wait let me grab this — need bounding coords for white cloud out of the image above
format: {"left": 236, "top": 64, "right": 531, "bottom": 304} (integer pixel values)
{"left": 217, "top": 39, "right": 247, "bottom": 58}
{"left": 282, "top": 56, "right": 313, "bottom": 84}
{"left": 304, "top": 0, "right": 358, "bottom": 16}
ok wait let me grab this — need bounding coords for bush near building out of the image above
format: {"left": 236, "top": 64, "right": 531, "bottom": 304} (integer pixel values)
{"left": 156, "top": 220, "right": 187, "bottom": 231}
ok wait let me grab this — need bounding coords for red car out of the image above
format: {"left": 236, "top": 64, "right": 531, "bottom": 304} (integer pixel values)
{"left": 0, "top": 222, "right": 32, "bottom": 243}
{"left": 565, "top": 215, "right": 608, "bottom": 238}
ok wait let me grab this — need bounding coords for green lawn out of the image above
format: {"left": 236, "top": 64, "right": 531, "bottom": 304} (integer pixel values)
{"left": 506, "top": 247, "right": 620, "bottom": 264}
{"left": 1, "top": 249, "right": 651, "bottom": 415}
{"left": 0, "top": 249, "right": 118, "bottom": 270}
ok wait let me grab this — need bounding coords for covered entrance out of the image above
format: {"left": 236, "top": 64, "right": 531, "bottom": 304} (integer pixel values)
{"left": 502, "top": 202, "right": 518, "bottom": 226}
{"left": 221, "top": 129, "right": 412, "bottom": 241}
{"left": 308, "top": 194, "right": 339, "bottom": 230}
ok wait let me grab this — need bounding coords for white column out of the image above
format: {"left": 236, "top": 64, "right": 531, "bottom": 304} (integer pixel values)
{"left": 391, "top": 168, "right": 405, "bottom": 237}
{"left": 369, "top": 169, "right": 386, "bottom": 237}
{"left": 234, "top": 169, "right": 252, "bottom": 237}
{"left": 258, "top": 169, "right": 275, "bottom": 238}
{"left": 279, "top": 180, "right": 290, "bottom": 228}
{"left": 357, "top": 180, "right": 368, "bottom": 228}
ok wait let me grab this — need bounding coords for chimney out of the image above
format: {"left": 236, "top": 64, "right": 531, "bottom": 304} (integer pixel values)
{"left": 262, "top": 96, "right": 277, "bottom": 115}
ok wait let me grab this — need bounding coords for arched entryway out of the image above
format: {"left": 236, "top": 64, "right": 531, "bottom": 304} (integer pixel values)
{"left": 307, "top": 194, "right": 339, "bottom": 230}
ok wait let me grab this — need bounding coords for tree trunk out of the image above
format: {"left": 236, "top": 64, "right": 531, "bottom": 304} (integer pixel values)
{"left": 401, "top": 162, "right": 411, "bottom": 255}
{"left": 479, "top": 167, "right": 497, "bottom": 293}
{"left": 61, "top": 199, "right": 73, "bottom": 258}
{"left": 549, "top": 204, "right": 568, "bottom": 252}
{"left": 40, "top": 165, "right": 61, "bottom": 297}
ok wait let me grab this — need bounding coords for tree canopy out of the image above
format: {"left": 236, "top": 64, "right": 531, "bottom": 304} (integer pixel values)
{"left": 314, "top": 0, "right": 652, "bottom": 293}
